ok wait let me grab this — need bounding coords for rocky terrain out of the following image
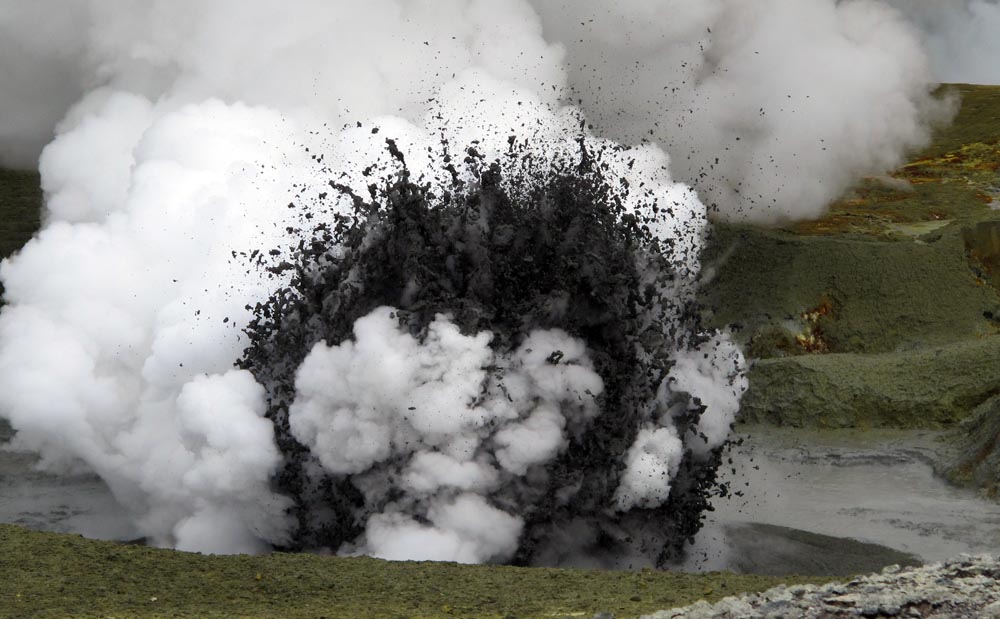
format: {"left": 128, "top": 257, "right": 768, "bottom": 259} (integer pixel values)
{"left": 642, "top": 555, "right": 1000, "bottom": 618}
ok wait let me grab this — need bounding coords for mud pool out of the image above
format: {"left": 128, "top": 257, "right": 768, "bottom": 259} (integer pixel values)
{"left": 683, "top": 427, "right": 1000, "bottom": 575}
{"left": 3, "top": 419, "right": 999, "bottom": 575}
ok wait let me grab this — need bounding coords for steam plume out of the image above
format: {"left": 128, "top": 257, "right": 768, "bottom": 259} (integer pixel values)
{"left": 888, "top": 0, "right": 1000, "bottom": 85}
{"left": 0, "top": 0, "right": 972, "bottom": 562}
{"left": 531, "top": 0, "right": 953, "bottom": 222}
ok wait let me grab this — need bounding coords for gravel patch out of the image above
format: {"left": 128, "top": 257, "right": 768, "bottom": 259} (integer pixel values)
{"left": 642, "top": 555, "right": 1000, "bottom": 618}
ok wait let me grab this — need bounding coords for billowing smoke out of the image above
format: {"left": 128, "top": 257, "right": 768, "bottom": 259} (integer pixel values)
{"left": 888, "top": 0, "right": 1000, "bottom": 86}
{"left": 233, "top": 99, "right": 747, "bottom": 563}
{"left": 530, "top": 0, "right": 955, "bottom": 222}
{"left": 0, "top": 0, "right": 966, "bottom": 562}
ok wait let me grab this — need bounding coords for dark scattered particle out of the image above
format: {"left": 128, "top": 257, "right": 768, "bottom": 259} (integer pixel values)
{"left": 239, "top": 135, "right": 730, "bottom": 566}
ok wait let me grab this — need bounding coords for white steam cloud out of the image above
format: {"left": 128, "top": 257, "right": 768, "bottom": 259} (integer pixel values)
{"left": 888, "top": 0, "right": 1000, "bottom": 85}
{"left": 531, "top": 0, "right": 955, "bottom": 222}
{"left": 0, "top": 0, "right": 980, "bottom": 560}
{"left": 291, "top": 309, "right": 604, "bottom": 563}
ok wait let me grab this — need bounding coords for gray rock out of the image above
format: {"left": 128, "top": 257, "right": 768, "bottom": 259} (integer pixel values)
{"left": 642, "top": 555, "right": 1000, "bottom": 618}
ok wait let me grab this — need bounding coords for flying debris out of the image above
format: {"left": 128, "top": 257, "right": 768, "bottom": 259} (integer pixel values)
{"left": 240, "top": 132, "right": 747, "bottom": 566}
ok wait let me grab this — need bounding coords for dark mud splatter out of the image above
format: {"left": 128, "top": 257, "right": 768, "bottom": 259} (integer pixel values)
{"left": 239, "top": 136, "right": 731, "bottom": 566}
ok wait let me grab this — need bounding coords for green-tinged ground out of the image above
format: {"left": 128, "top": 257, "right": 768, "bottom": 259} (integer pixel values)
{"left": 741, "top": 337, "right": 1000, "bottom": 428}
{"left": 0, "top": 525, "right": 834, "bottom": 619}
{"left": 703, "top": 84, "right": 1000, "bottom": 430}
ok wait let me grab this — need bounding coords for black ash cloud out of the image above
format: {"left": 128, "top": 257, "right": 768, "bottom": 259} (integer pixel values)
{"left": 239, "top": 131, "right": 744, "bottom": 565}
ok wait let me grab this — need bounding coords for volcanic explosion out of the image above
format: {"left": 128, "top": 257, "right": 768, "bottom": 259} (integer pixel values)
{"left": 0, "top": 0, "right": 972, "bottom": 565}
{"left": 237, "top": 123, "right": 746, "bottom": 564}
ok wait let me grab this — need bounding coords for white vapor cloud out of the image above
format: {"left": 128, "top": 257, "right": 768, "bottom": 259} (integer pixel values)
{"left": 0, "top": 0, "right": 986, "bottom": 561}
{"left": 888, "top": 0, "right": 1000, "bottom": 85}
{"left": 530, "top": 0, "right": 953, "bottom": 223}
